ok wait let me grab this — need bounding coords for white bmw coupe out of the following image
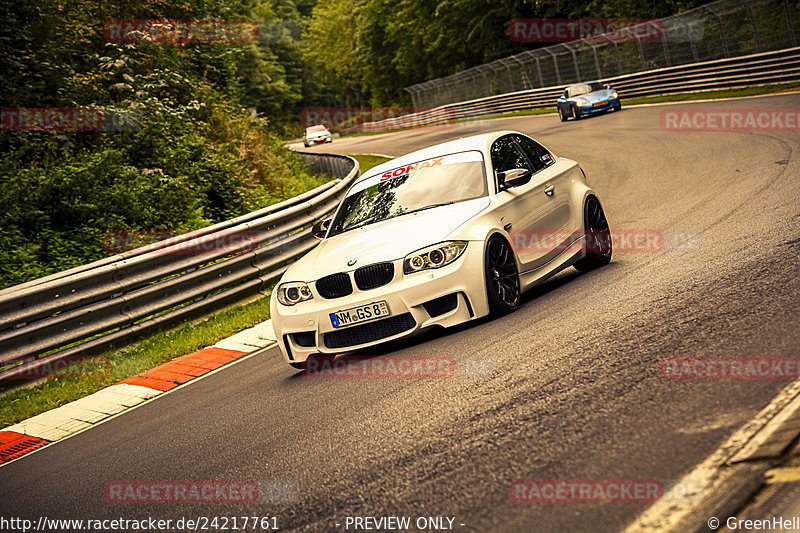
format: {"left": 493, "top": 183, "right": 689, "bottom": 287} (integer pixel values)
{"left": 271, "top": 131, "right": 612, "bottom": 369}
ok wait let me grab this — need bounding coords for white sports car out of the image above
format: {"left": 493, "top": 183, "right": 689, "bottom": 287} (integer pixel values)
{"left": 271, "top": 131, "right": 612, "bottom": 369}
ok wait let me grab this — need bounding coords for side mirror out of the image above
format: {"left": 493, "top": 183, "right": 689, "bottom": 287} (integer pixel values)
{"left": 312, "top": 218, "right": 332, "bottom": 240}
{"left": 605, "top": 85, "right": 612, "bottom": 90}
{"left": 498, "top": 168, "right": 533, "bottom": 190}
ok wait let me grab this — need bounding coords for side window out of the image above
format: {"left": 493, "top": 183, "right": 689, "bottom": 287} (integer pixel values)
{"left": 516, "top": 136, "right": 554, "bottom": 173}
{"left": 563, "top": 90, "right": 569, "bottom": 99}
{"left": 490, "top": 135, "right": 529, "bottom": 175}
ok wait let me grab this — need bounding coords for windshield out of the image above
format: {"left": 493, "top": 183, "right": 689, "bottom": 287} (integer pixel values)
{"left": 569, "top": 82, "right": 605, "bottom": 97}
{"left": 328, "top": 151, "right": 487, "bottom": 237}
{"left": 306, "top": 125, "right": 327, "bottom": 133}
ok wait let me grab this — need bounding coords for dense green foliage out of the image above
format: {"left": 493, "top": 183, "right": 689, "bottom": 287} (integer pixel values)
{"left": 0, "top": 0, "right": 327, "bottom": 288}
{"left": 303, "top": 0, "right": 714, "bottom": 106}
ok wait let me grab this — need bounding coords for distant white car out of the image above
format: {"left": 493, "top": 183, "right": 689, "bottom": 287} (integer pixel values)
{"left": 303, "top": 125, "right": 332, "bottom": 147}
{"left": 271, "top": 131, "right": 612, "bottom": 369}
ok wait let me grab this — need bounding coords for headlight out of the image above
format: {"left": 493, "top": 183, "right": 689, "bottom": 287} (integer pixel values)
{"left": 577, "top": 99, "right": 589, "bottom": 106}
{"left": 277, "top": 282, "right": 313, "bottom": 306}
{"left": 403, "top": 241, "right": 467, "bottom": 274}
{"left": 611, "top": 92, "right": 618, "bottom": 99}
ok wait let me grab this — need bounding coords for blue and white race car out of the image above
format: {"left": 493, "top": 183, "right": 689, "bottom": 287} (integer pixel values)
{"left": 556, "top": 81, "right": 621, "bottom": 122}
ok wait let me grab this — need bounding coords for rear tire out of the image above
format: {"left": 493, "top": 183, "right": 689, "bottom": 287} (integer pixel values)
{"left": 484, "top": 236, "right": 521, "bottom": 316}
{"left": 574, "top": 196, "right": 612, "bottom": 272}
{"left": 558, "top": 107, "right": 567, "bottom": 122}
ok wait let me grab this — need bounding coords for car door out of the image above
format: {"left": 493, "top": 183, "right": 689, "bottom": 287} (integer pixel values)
{"left": 557, "top": 89, "right": 569, "bottom": 114}
{"left": 490, "top": 134, "right": 572, "bottom": 271}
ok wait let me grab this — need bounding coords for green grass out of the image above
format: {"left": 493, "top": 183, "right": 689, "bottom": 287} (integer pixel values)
{"left": 0, "top": 294, "right": 273, "bottom": 427}
{"left": 342, "top": 82, "right": 800, "bottom": 137}
{"left": 351, "top": 154, "right": 393, "bottom": 172}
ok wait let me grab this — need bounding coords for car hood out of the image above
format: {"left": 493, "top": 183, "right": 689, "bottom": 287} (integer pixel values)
{"left": 572, "top": 89, "right": 615, "bottom": 103}
{"left": 286, "top": 197, "right": 491, "bottom": 281}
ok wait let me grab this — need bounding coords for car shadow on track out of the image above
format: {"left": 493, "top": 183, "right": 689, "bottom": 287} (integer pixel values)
{"left": 286, "top": 262, "right": 618, "bottom": 380}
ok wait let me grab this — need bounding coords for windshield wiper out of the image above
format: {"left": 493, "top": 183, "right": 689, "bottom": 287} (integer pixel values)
{"left": 403, "top": 201, "right": 456, "bottom": 216}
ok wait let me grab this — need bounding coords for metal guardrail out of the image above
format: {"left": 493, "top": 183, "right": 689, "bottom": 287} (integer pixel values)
{"left": 0, "top": 153, "right": 359, "bottom": 380}
{"left": 344, "top": 46, "right": 800, "bottom": 133}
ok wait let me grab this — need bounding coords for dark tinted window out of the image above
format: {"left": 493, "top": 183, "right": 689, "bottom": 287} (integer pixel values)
{"left": 490, "top": 135, "right": 529, "bottom": 174}
{"left": 328, "top": 151, "right": 487, "bottom": 236}
{"left": 516, "top": 136, "right": 554, "bottom": 173}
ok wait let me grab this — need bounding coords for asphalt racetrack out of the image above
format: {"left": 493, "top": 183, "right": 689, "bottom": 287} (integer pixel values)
{"left": 2, "top": 93, "right": 800, "bottom": 532}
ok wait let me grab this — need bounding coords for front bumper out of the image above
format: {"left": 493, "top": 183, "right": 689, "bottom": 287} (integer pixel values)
{"left": 308, "top": 136, "right": 332, "bottom": 144}
{"left": 579, "top": 98, "right": 619, "bottom": 115}
{"left": 271, "top": 243, "right": 488, "bottom": 363}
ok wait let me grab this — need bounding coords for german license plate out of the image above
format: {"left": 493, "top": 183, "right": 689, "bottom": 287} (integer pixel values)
{"left": 330, "top": 301, "right": 390, "bottom": 328}
{"left": 593, "top": 100, "right": 608, "bottom": 107}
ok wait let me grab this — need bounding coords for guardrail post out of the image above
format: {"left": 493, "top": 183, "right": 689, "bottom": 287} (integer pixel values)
{"left": 785, "top": 0, "right": 797, "bottom": 47}
{"left": 465, "top": 70, "right": 480, "bottom": 98}
{"left": 479, "top": 67, "right": 490, "bottom": 96}
{"left": 512, "top": 56, "right": 532, "bottom": 90}
{"left": 534, "top": 55, "right": 544, "bottom": 87}
{"left": 590, "top": 42, "right": 602, "bottom": 79}
{"left": 498, "top": 59, "right": 516, "bottom": 92}
{"left": 690, "top": 27, "right": 700, "bottom": 62}
{"left": 748, "top": 4, "right": 762, "bottom": 52}
{"left": 636, "top": 36, "right": 647, "bottom": 70}
{"left": 434, "top": 82, "right": 443, "bottom": 108}
{"left": 567, "top": 44, "right": 581, "bottom": 81}
{"left": 404, "top": 87, "right": 418, "bottom": 110}
{"left": 612, "top": 40, "right": 623, "bottom": 75}
{"left": 714, "top": 12, "right": 730, "bottom": 58}
{"left": 544, "top": 49, "right": 562, "bottom": 85}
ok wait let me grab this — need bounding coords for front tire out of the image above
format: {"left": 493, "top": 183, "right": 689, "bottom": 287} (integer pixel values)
{"left": 574, "top": 196, "right": 612, "bottom": 272}
{"left": 485, "top": 236, "right": 521, "bottom": 315}
{"left": 572, "top": 105, "right": 582, "bottom": 120}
